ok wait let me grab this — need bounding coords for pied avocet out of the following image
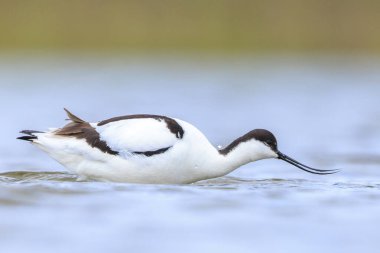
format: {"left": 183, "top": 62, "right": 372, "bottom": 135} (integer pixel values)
{"left": 18, "top": 109, "right": 338, "bottom": 184}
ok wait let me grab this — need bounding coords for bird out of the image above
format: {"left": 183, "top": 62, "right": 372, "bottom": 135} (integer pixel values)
{"left": 17, "top": 109, "right": 338, "bottom": 184}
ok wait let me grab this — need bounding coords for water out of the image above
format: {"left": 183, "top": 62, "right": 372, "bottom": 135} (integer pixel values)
{"left": 0, "top": 54, "right": 380, "bottom": 253}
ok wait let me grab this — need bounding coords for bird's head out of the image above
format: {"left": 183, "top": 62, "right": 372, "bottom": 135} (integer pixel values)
{"left": 220, "top": 129, "right": 338, "bottom": 175}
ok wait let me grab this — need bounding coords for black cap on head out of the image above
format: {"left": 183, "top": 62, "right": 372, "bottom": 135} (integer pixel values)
{"left": 247, "top": 129, "right": 278, "bottom": 152}
{"left": 219, "top": 128, "right": 278, "bottom": 155}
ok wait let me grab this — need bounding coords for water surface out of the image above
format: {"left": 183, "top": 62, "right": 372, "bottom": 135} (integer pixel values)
{"left": 0, "top": 54, "right": 379, "bottom": 253}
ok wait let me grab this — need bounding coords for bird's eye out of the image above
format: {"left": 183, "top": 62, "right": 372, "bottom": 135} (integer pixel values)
{"left": 264, "top": 140, "right": 276, "bottom": 148}
{"left": 263, "top": 141, "right": 271, "bottom": 147}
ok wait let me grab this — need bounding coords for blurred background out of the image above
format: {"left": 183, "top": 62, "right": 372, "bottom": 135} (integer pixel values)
{"left": 1, "top": 0, "right": 379, "bottom": 53}
{"left": 1, "top": 1, "right": 380, "bottom": 253}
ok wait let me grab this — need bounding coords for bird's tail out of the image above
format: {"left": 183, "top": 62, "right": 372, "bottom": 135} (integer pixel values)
{"left": 17, "top": 108, "right": 85, "bottom": 142}
{"left": 17, "top": 130, "right": 44, "bottom": 142}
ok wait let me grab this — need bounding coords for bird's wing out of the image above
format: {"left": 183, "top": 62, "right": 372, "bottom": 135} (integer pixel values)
{"left": 95, "top": 116, "right": 184, "bottom": 158}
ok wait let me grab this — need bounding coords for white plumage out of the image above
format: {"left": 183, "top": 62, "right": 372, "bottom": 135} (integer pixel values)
{"left": 95, "top": 118, "right": 177, "bottom": 158}
{"left": 18, "top": 109, "right": 338, "bottom": 184}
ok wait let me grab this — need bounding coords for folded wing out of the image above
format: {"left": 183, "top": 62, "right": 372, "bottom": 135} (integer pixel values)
{"left": 95, "top": 115, "right": 184, "bottom": 158}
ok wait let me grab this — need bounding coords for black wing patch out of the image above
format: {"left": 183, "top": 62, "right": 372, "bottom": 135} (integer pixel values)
{"left": 133, "top": 147, "right": 171, "bottom": 157}
{"left": 56, "top": 109, "right": 119, "bottom": 155}
{"left": 97, "top": 114, "right": 184, "bottom": 139}
{"left": 56, "top": 110, "right": 181, "bottom": 157}
{"left": 55, "top": 121, "right": 119, "bottom": 155}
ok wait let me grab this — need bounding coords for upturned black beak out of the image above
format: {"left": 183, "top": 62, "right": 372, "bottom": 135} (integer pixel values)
{"left": 277, "top": 151, "right": 339, "bottom": 175}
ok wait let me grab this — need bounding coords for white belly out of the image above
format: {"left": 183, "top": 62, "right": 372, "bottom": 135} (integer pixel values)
{"left": 33, "top": 131, "right": 218, "bottom": 184}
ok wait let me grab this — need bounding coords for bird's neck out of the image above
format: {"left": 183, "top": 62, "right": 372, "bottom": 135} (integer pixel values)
{"left": 202, "top": 141, "right": 263, "bottom": 179}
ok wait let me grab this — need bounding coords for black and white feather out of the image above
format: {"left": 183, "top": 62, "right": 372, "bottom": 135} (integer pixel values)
{"left": 18, "top": 109, "right": 338, "bottom": 184}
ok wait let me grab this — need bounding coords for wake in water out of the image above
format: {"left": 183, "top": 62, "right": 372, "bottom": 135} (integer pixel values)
{"left": 0, "top": 171, "right": 80, "bottom": 183}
